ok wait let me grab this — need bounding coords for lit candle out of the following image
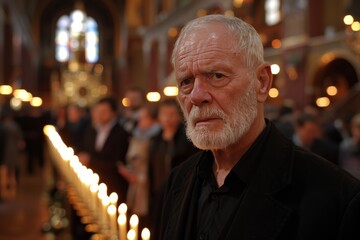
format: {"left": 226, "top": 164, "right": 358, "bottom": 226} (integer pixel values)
{"left": 90, "top": 183, "right": 98, "bottom": 213}
{"left": 109, "top": 192, "right": 118, "bottom": 208}
{"left": 118, "top": 213, "right": 127, "bottom": 240}
{"left": 118, "top": 203, "right": 127, "bottom": 215}
{"left": 102, "top": 196, "right": 110, "bottom": 232}
{"left": 129, "top": 214, "right": 139, "bottom": 240}
{"left": 127, "top": 229, "right": 136, "bottom": 240}
{"left": 141, "top": 228, "right": 150, "bottom": 240}
{"left": 107, "top": 204, "right": 117, "bottom": 237}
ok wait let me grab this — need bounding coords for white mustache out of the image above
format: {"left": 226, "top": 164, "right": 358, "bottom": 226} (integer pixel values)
{"left": 187, "top": 107, "right": 226, "bottom": 125}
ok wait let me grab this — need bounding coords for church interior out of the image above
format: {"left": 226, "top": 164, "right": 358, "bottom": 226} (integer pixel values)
{"left": 1, "top": 0, "right": 360, "bottom": 239}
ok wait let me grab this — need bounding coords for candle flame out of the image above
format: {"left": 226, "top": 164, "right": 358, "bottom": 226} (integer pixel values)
{"left": 141, "top": 228, "right": 150, "bottom": 239}
{"left": 118, "top": 203, "right": 128, "bottom": 214}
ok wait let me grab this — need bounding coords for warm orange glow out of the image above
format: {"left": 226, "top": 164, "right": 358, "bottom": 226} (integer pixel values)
{"left": 351, "top": 21, "right": 360, "bottom": 31}
{"left": 197, "top": 9, "right": 207, "bottom": 17}
{"left": 269, "top": 88, "right": 279, "bottom": 98}
{"left": 122, "top": 97, "right": 130, "bottom": 107}
{"left": 0, "top": 85, "right": 13, "bottom": 95}
{"left": 343, "top": 15, "right": 354, "bottom": 25}
{"left": 233, "top": 0, "right": 244, "bottom": 8}
{"left": 168, "top": 27, "right": 178, "bottom": 38}
{"left": 224, "top": 10, "right": 235, "bottom": 17}
{"left": 326, "top": 86, "right": 338, "bottom": 96}
{"left": 30, "top": 97, "right": 43, "bottom": 107}
{"left": 316, "top": 97, "right": 330, "bottom": 108}
{"left": 146, "top": 92, "right": 161, "bottom": 102}
{"left": 163, "top": 86, "right": 178, "bottom": 96}
{"left": 271, "top": 39, "right": 282, "bottom": 48}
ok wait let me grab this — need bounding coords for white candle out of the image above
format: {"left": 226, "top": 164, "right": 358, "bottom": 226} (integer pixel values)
{"left": 129, "top": 214, "right": 139, "bottom": 240}
{"left": 107, "top": 204, "right": 117, "bottom": 237}
{"left": 118, "top": 213, "right": 127, "bottom": 240}
{"left": 102, "top": 196, "right": 110, "bottom": 232}
{"left": 127, "top": 229, "right": 136, "bottom": 240}
{"left": 90, "top": 183, "right": 98, "bottom": 213}
{"left": 118, "top": 203, "right": 127, "bottom": 215}
{"left": 141, "top": 228, "right": 150, "bottom": 240}
{"left": 109, "top": 192, "right": 118, "bottom": 208}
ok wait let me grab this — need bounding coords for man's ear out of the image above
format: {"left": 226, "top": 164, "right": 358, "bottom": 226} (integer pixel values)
{"left": 256, "top": 63, "right": 273, "bottom": 103}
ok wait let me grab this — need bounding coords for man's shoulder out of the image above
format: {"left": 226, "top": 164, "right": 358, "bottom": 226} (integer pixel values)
{"left": 167, "top": 151, "right": 203, "bottom": 183}
{"left": 292, "top": 145, "right": 360, "bottom": 191}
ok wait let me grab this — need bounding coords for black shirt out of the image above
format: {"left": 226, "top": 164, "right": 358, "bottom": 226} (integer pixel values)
{"left": 196, "top": 121, "right": 271, "bottom": 240}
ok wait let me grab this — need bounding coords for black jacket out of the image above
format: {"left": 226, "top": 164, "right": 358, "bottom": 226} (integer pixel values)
{"left": 159, "top": 122, "right": 360, "bottom": 240}
{"left": 82, "top": 122, "right": 130, "bottom": 195}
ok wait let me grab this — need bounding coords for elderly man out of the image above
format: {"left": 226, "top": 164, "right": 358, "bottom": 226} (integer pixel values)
{"left": 159, "top": 15, "right": 360, "bottom": 240}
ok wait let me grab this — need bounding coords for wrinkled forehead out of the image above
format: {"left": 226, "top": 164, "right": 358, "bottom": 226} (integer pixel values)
{"left": 174, "top": 26, "right": 238, "bottom": 62}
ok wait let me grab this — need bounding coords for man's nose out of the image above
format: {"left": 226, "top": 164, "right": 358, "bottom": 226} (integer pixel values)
{"left": 190, "top": 78, "right": 212, "bottom": 106}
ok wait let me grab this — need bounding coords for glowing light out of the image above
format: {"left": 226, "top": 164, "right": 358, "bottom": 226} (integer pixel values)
{"left": 30, "top": 97, "right": 43, "bottom": 107}
{"left": 224, "top": 10, "right": 235, "bottom": 17}
{"left": 118, "top": 203, "right": 128, "bottom": 215}
{"left": 343, "top": 15, "right": 354, "bottom": 25}
{"left": 269, "top": 88, "right": 279, "bottom": 98}
{"left": 146, "top": 92, "right": 161, "bottom": 102}
{"left": 197, "top": 9, "right": 207, "bottom": 17}
{"left": 109, "top": 192, "right": 118, "bottom": 205}
{"left": 122, "top": 97, "right": 130, "bottom": 107}
{"left": 316, "top": 97, "right": 330, "bottom": 108}
{"left": 13, "top": 89, "right": 27, "bottom": 98}
{"left": 0, "top": 85, "right": 13, "bottom": 95}
{"left": 271, "top": 39, "right": 282, "bottom": 48}
{"left": 10, "top": 97, "right": 22, "bottom": 110}
{"left": 168, "top": 27, "right": 178, "bottom": 38}
{"left": 129, "top": 214, "right": 139, "bottom": 227}
{"left": 271, "top": 64, "right": 280, "bottom": 75}
{"left": 127, "top": 229, "right": 136, "bottom": 240}
{"left": 351, "top": 21, "right": 360, "bottom": 31}
{"left": 141, "top": 228, "right": 151, "bottom": 240}
{"left": 326, "top": 86, "right": 338, "bottom": 96}
{"left": 107, "top": 204, "right": 117, "bottom": 215}
{"left": 233, "top": 0, "right": 244, "bottom": 8}
{"left": 163, "top": 86, "right": 178, "bottom": 97}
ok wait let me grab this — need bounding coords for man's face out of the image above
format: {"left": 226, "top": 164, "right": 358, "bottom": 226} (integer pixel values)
{"left": 297, "top": 121, "right": 321, "bottom": 146}
{"left": 126, "top": 91, "right": 143, "bottom": 111}
{"left": 158, "top": 105, "right": 182, "bottom": 131}
{"left": 95, "top": 103, "right": 115, "bottom": 125}
{"left": 175, "top": 23, "right": 259, "bottom": 150}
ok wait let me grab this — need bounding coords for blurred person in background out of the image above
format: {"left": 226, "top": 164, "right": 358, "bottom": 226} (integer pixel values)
{"left": 60, "top": 104, "right": 90, "bottom": 153}
{"left": 120, "top": 87, "right": 146, "bottom": 134}
{"left": 339, "top": 113, "right": 360, "bottom": 179}
{"left": 148, "top": 99, "right": 199, "bottom": 238}
{"left": 118, "top": 103, "right": 161, "bottom": 227}
{"left": 78, "top": 97, "right": 130, "bottom": 195}
{"left": 293, "top": 112, "right": 339, "bottom": 165}
{"left": 0, "top": 116, "right": 6, "bottom": 202}
{"left": 0, "top": 106, "right": 25, "bottom": 200}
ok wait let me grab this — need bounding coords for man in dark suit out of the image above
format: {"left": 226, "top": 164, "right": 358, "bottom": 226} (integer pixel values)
{"left": 79, "top": 97, "right": 130, "bottom": 196}
{"left": 159, "top": 15, "right": 360, "bottom": 240}
{"left": 292, "top": 112, "right": 339, "bottom": 165}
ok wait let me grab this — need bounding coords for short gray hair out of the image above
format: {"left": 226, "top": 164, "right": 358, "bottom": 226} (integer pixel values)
{"left": 171, "top": 14, "right": 264, "bottom": 70}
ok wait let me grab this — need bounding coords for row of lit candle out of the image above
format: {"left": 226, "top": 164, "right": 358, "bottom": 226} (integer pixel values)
{"left": 44, "top": 125, "right": 150, "bottom": 240}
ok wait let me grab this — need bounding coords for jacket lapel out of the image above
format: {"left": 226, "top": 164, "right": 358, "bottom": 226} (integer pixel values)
{"left": 226, "top": 124, "right": 295, "bottom": 239}
{"left": 173, "top": 169, "right": 201, "bottom": 240}
{"left": 164, "top": 162, "right": 201, "bottom": 240}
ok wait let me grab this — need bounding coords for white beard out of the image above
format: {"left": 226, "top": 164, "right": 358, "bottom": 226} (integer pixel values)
{"left": 184, "top": 81, "right": 258, "bottom": 150}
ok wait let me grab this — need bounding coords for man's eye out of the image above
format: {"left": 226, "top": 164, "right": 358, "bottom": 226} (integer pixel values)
{"left": 178, "top": 78, "right": 194, "bottom": 94}
{"left": 214, "top": 73, "right": 224, "bottom": 79}
{"left": 180, "top": 78, "right": 192, "bottom": 86}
